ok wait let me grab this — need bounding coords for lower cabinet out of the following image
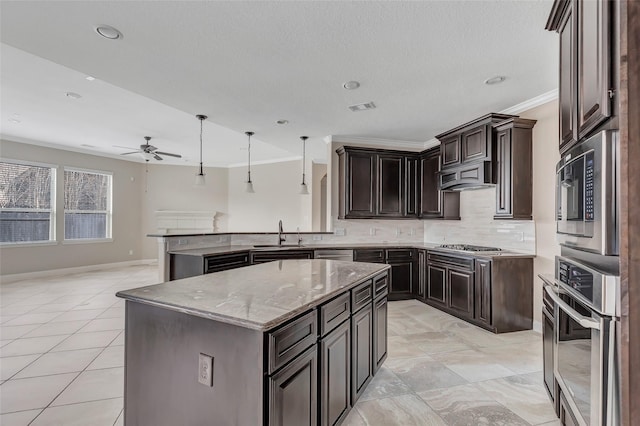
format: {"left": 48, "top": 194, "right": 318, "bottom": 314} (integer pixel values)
{"left": 268, "top": 345, "right": 318, "bottom": 426}
{"left": 351, "top": 304, "right": 373, "bottom": 404}
{"left": 447, "top": 268, "right": 474, "bottom": 319}
{"left": 427, "top": 263, "right": 447, "bottom": 307}
{"left": 319, "top": 320, "right": 351, "bottom": 426}
{"left": 415, "top": 250, "right": 427, "bottom": 300}
{"left": 170, "top": 251, "right": 250, "bottom": 280}
{"left": 251, "top": 250, "right": 314, "bottom": 264}
{"left": 386, "top": 249, "right": 417, "bottom": 301}
{"left": 372, "top": 295, "right": 388, "bottom": 374}
{"left": 474, "top": 259, "right": 492, "bottom": 325}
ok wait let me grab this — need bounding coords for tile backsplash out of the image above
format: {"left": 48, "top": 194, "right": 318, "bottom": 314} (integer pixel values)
{"left": 423, "top": 186, "right": 536, "bottom": 254}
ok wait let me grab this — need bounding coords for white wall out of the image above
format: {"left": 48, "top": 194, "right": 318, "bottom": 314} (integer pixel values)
{"left": 140, "top": 163, "right": 228, "bottom": 259}
{"left": 226, "top": 159, "right": 312, "bottom": 232}
{"left": 311, "top": 162, "right": 327, "bottom": 232}
{"left": 0, "top": 139, "right": 144, "bottom": 275}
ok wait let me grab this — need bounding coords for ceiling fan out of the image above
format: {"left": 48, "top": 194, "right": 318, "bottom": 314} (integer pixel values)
{"left": 115, "top": 136, "right": 182, "bottom": 161}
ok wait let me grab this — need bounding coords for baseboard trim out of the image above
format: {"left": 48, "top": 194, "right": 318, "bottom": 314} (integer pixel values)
{"left": 532, "top": 320, "right": 543, "bottom": 333}
{"left": 0, "top": 259, "right": 157, "bottom": 284}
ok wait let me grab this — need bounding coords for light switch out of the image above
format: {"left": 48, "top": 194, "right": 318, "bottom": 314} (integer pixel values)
{"left": 198, "top": 353, "right": 213, "bottom": 387}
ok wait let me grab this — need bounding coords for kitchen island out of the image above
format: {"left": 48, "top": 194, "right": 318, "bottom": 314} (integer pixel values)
{"left": 117, "top": 259, "right": 390, "bottom": 426}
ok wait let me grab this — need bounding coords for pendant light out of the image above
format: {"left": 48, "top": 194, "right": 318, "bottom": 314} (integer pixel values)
{"left": 245, "top": 131, "right": 255, "bottom": 193}
{"left": 299, "top": 136, "right": 309, "bottom": 195}
{"left": 194, "top": 114, "right": 207, "bottom": 186}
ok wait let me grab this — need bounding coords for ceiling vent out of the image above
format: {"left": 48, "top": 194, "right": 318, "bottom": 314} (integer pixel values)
{"left": 348, "top": 102, "right": 376, "bottom": 112}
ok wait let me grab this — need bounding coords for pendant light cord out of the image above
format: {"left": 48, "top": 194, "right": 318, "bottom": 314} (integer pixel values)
{"left": 301, "top": 136, "right": 307, "bottom": 185}
{"left": 199, "top": 118, "right": 204, "bottom": 174}
{"left": 248, "top": 132, "right": 252, "bottom": 183}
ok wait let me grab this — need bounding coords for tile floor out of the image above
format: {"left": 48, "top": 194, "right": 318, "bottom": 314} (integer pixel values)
{"left": 1, "top": 265, "right": 559, "bottom": 426}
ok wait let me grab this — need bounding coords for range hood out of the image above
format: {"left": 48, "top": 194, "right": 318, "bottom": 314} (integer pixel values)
{"left": 439, "top": 161, "right": 495, "bottom": 191}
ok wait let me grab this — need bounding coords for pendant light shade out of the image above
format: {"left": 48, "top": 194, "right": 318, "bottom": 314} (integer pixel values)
{"left": 245, "top": 131, "right": 255, "bottom": 193}
{"left": 195, "top": 114, "right": 207, "bottom": 186}
{"left": 299, "top": 136, "right": 309, "bottom": 195}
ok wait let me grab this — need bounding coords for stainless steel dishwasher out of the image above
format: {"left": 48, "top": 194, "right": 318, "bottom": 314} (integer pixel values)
{"left": 313, "top": 249, "right": 354, "bottom": 261}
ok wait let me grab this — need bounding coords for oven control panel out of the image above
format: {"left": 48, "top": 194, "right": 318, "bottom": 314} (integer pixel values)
{"left": 558, "top": 260, "right": 594, "bottom": 303}
{"left": 585, "top": 152, "right": 595, "bottom": 221}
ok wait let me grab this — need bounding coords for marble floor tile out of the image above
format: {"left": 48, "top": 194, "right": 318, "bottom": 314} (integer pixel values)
{"left": 355, "top": 394, "right": 447, "bottom": 426}
{"left": 0, "top": 373, "right": 78, "bottom": 413}
{"left": 51, "top": 330, "right": 120, "bottom": 352}
{"left": 109, "top": 331, "right": 125, "bottom": 347}
{"left": 478, "top": 340, "right": 543, "bottom": 374}
{"left": 358, "top": 366, "right": 413, "bottom": 401}
{"left": 429, "top": 349, "right": 518, "bottom": 382}
{"left": 30, "top": 397, "right": 123, "bottom": 426}
{"left": 387, "top": 335, "right": 428, "bottom": 359}
{"left": 3, "top": 312, "right": 62, "bottom": 326}
{"left": 417, "top": 383, "right": 529, "bottom": 426}
{"left": 385, "top": 356, "right": 467, "bottom": 393}
{"left": 445, "top": 326, "right": 509, "bottom": 348}
{"left": 388, "top": 316, "right": 437, "bottom": 336}
{"left": 403, "top": 331, "right": 475, "bottom": 354}
{"left": 0, "top": 354, "right": 40, "bottom": 380}
{"left": 475, "top": 374, "right": 558, "bottom": 425}
{"left": 14, "top": 348, "right": 102, "bottom": 378}
{"left": 114, "top": 408, "right": 124, "bottom": 426}
{"left": 22, "top": 320, "right": 90, "bottom": 338}
{"left": 96, "top": 307, "right": 125, "bottom": 319}
{"left": 0, "top": 304, "right": 39, "bottom": 316}
{"left": 28, "top": 302, "right": 80, "bottom": 314}
{"left": 0, "top": 409, "right": 42, "bottom": 426}
{"left": 0, "top": 324, "right": 40, "bottom": 340}
{"left": 52, "top": 367, "right": 124, "bottom": 406}
{"left": 86, "top": 345, "right": 124, "bottom": 370}
{"left": 50, "top": 309, "right": 106, "bottom": 323}
{"left": 78, "top": 317, "right": 124, "bottom": 333}
{"left": 0, "top": 334, "right": 69, "bottom": 357}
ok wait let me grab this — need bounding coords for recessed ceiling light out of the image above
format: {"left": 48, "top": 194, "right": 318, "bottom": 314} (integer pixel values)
{"left": 276, "top": 119, "right": 289, "bottom": 125}
{"left": 348, "top": 102, "right": 376, "bottom": 112}
{"left": 85, "top": 76, "right": 96, "bottom": 81}
{"left": 484, "top": 76, "right": 507, "bottom": 85}
{"left": 65, "top": 92, "right": 82, "bottom": 99}
{"left": 95, "top": 25, "right": 123, "bottom": 40}
{"left": 343, "top": 81, "right": 361, "bottom": 90}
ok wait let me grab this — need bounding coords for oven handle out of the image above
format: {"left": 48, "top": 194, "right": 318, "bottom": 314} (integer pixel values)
{"left": 544, "top": 285, "right": 601, "bottom": 330}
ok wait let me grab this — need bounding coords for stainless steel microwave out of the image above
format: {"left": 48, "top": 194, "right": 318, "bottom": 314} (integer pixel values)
{"left": 556, "top": 131, "right": 619, "bottom": 255}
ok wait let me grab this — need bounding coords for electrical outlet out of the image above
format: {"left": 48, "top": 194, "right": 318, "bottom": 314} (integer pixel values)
{"left": 312, "top": 235, "right": 322, "bottom": 241}
{"left": 198, "top": 353, "right": 213, "bottom": 387}
{"left": 334, "top": 228, "right": 346, "bottom": 236}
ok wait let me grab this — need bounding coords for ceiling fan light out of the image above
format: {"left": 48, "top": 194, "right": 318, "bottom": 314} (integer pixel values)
{"left": 245, "top": 181, "right": 255, "bottom": 193}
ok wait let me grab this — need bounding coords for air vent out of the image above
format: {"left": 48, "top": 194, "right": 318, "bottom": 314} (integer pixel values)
{"left": 348, "top": 102, "right": 376, "bottom": 112}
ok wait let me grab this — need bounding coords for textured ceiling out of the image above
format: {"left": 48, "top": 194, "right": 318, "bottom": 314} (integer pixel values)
{"left": 0, "top": 0, "right": 557, "bottom": 165}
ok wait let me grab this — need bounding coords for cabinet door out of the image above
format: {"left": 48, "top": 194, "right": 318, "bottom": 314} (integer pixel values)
{"left": 558, "top": 3, "right": 577, "bottom": 152}
{"left": 372, "top": 296, "right": 388, "bottom": 374}
{"left": 405, "top": 156, "right": 418, "bottom": 217}
{"left": 268, "top": 345, "right": 318, "bottom": 426}
{"left": 494, "top": 129, "right": 513, "bottom": 217}
{"left": 474, "top": 259, "right": 491, "bottom": 325}
{"left": 320, "top": 320, "right": 351, "bottom": 426}
{"left": 377, "top": 155, "right": 404, "bottom": 217}
{"left": 427, "top": 264, "right": 447, "bottom": 306}
{"left": 576, "top": 0, "right": 611, "bottom": 139}
{"left": 416, "top": 250, "right": 426, "bottom": 300}
{"left": 351, "top": 305, "right": 373, "bottom": 403}
{"left": 447, "top": 269, "right": 474, "bottom": 319}
{"left": 420, "top": 149, "right": 442, "bottom": 217}
{"left": 440, "top": 135, "right": 461, "bottom": 168}
{"left": 347, "top": 151, "right": 377, "bottom": 217}
{"left": 388, "top": 261, "right": 414, "bottom": 299}
{"left": 461, "top": 126, "right": 489, "bottom": 163}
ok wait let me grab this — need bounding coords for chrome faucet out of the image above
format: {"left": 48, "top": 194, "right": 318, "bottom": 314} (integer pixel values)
{"left": 278, "top": 220, "right": 286, "bottom": 246}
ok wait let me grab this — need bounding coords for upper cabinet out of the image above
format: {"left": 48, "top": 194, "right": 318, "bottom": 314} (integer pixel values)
{"left": 336, "top": 146, "right": 459, "bottom": 220}
{"left": 547, "top": 0, "right": 614, "bottom": 154}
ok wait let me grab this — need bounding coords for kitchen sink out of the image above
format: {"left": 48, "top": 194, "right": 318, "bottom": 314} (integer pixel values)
{"left": 252, "top": 244, "right": 305, "bottom": 248}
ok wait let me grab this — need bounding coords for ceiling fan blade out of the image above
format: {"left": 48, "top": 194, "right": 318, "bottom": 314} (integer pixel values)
{"left": 155, "top": 151, "right": 182, "bottom": 158}
{"left": 145, "top": 145, "right": 158, "bottom": 152}
{"left": 114, "top": 145, "right": 141, "bottom": 151}
{"left": 120, "top": 151, "right": 141, "bottom": 155}
{"left": 153, "top": 154, "right": 163, "bottom": 161}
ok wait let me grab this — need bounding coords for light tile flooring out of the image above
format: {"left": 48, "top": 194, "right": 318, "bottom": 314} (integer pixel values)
{"left": 1, "top": 265, "right": 559, "bottom": 426}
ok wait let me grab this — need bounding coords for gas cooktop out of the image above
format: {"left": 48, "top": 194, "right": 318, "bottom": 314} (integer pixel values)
{"left": 437, "top": 244, "right": 503, "bottom": 252}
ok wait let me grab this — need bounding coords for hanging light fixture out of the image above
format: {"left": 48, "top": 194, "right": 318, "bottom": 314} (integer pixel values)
{"left": 194, "top": 114, "right": 207, "bottom": 186}
{"left": 245, "top": 131, "right": 255, "bottom": 193}
{"left": 299, "top": 136, "right": 309, "bottom": 195}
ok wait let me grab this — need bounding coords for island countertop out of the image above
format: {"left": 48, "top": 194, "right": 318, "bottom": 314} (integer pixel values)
{"left": 117, "top": 259, "right": 390, "bottom": 332}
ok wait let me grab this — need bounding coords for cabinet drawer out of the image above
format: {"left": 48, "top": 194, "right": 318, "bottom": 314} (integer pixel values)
{"left": 427, "top": 252, "right": 474, "bottom": 271}
{"left": 385, "top": 249, "right": 414, "bottom": 261}
{"left": 251, "top": 250, "right": 314, "bottom": 264}
{"left": 319, "top": 293, "right": 351, "bottom": 337}
{"left": 268, "top": 310, "right": 317, "bottom": 374}
{"left": 351, "top": 280, "right": 373, "bottom": 313}
{"left": 205, "top": 252, "right": 250, "bottom": 273}
{"left": 373, "top": 274, "right": 389, "bottom": 298}
{"left": 353, "top": 249, "right": 384, "bottom": 263}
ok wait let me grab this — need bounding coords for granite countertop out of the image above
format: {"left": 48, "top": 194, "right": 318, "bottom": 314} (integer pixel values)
{"left": 117, "top": 259, "right": 390, "bottom": 331}
{"left": 168, "top": 243, "right": 535, "bottom": 259}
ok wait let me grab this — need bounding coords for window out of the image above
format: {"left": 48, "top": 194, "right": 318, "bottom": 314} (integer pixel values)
{"left": 64, "top": 168, "right": 112, "bottom": 240}
{"left": 0, "top": 160, "right": 56, "bottom": 243}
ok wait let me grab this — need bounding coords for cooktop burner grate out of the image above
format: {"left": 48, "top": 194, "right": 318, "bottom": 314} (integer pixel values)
{"left": 438, "top": 244, "right": 503, "bottom": 252}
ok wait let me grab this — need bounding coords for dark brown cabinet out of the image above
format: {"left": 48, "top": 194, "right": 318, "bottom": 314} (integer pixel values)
{"left": 547, "top": 0, "right": 614, "bottom": 153}
{"left": 440, "top": 134, "right": 461, "bottom": 167}
{"left": 170, "top": 251, "right": 250, "bottom": 280}
{"left": 372, "top": 295, "right": 388, "bottom": 374}
{"left": 474, "top": 259, "right": 492, "bottom": 326}
{"left": 268, "top": 345, "right": 318, "bottom": 426}
{"left": 351, "top": 304, "right": 373, "bottom": 404}
{"left": 461, "top": 125, "right": 489, "bottom": 163}
{"left": 353, "top": 249, "right": 385, "bottom": 263}
{"left": 447, "top": 269, "right": 474, "bottom": 319}
{"left": 493, "top": 118, "right": 536, "bottom": 220}
{"left": 419, "top": 147, "right": 460, "bottom": 219}
{"left": 405, "top": 156, "right": 418, "bottom": 216}
{"left": 337, "top": 148, "right": 377, "bottom": 218}
{"left": 251, "top": 250, "right": 314, "bottom": 264}
{"left": 386, "top": 249, "right": 417, "bottom": 301}
{"left": 427, "top": 263, "right": 447, "bottom": 307}
{"left": 377, "top": 154, "right": 405, "bottom": 217}
{"left": 319, "top": 320, "right": 350, "bottom": 426}
{"left": 416, "top": 250, "right": 426, "bottom": 300}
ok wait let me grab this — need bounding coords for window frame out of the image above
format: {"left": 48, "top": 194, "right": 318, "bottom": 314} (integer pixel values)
{"left": 0, "top": 158, "right": 57, "bottom": 246}
{"left": 62, "top": 166, "right": 113, "bottom": 242}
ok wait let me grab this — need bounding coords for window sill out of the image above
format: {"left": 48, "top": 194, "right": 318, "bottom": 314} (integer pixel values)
{"left": 0, "top": 241, "right": 58, "bottom": 248}
{"left": 63, "top": 238, "right": 113, "bottom": 245}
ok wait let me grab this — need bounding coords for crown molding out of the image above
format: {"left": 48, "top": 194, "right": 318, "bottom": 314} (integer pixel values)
{"left": 330, "top": 135, "right": 425, "bottom": 151}
{"left": 499, "top": 89, "right": 559, "bottom": 115}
